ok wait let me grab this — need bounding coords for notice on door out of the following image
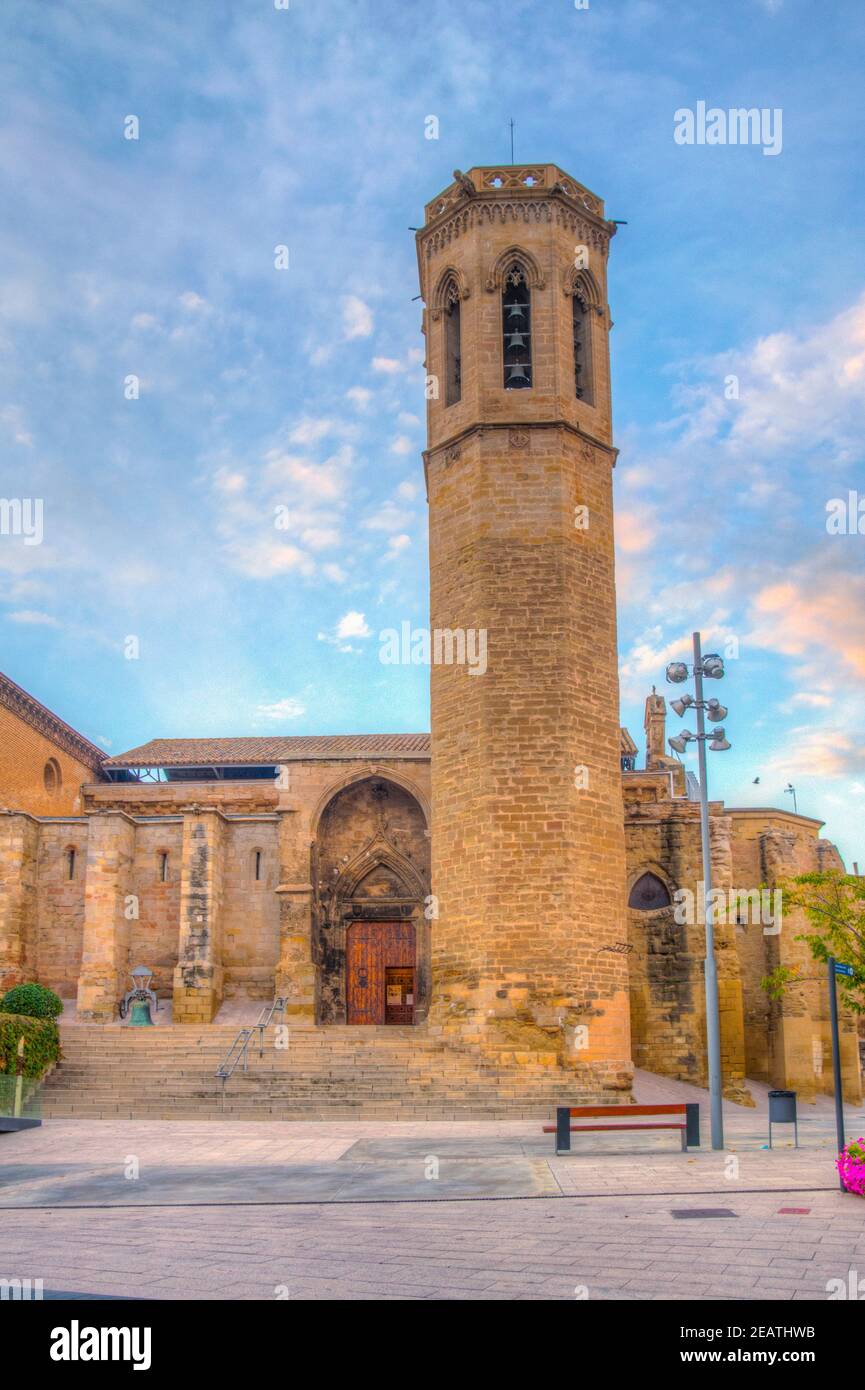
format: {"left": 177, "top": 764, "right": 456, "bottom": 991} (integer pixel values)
{"left": 386, "top": 984, "right": 402, "bottom": 1006}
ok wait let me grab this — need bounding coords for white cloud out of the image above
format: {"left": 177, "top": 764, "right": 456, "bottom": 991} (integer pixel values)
{"left": 254, "top": 696, "right": 306, "bottom": 721}
{"left": 390, "top": 435, "right": 413, "bottom": 456}
{"left": 288, "top": 418, "right": 338, "bottom": 446}
{"left": 372, "top": 356, "right": 404, "bottom": 374}
{"left": 336, "top": 610, "right": 371, "bottom": 639}
{"left": 300, "top": 526, "right": 340, "bottom": 551}
{"left": 213, "top": 467, "right": 246, "bottom": 494}
{"left": 342, "top": 295, "right": 373, "bottom": 340}
{"left": 262, "top": 450, "right": 346, "bottom": 501}
{"left": 7, "top": 609, "right": 59, "bottom": 625}
{"left": 385, "top": 533, "right": 411, "bottom": 558}
{"left": 0, "top": 405, "right": 33, "bottom": 446}
{"left": 747, "top": 569, "right": 865, "bottom": 681}
{"left": 615, "top": 509, "right": 656, "bottom": 554}
{"left": 179, "top": 290, "right": 210, "bottom": 313}
{"left": 346, "top": 386, "right": 372, "bottom": 410}
{"left": 317, "top": 608, "right": 372, "bottom": 651}
{"left": 227, "top": 538, "right": 315, "bottom": 580}
{"left": 363, "top": 500, "right": 412, "bottom": 533}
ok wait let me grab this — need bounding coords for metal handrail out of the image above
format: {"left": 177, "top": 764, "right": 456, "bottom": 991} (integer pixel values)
{"left": 216, "top": 997, "right": 288, "bottom": 1082}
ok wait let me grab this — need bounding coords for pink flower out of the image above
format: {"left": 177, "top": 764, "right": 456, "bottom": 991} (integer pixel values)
{"left": 837, "top": 1141, "right": 865, "bottom": 1197}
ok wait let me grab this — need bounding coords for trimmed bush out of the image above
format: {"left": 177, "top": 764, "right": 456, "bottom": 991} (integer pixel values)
{"left": 0, "top": 1012, "right": 62, "bottom": 1080}
{"left": 0, "top": 982, "right": 63, "bottom": 1020}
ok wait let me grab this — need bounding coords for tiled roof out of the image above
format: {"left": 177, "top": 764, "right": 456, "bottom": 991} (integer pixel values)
{"left": 106, "top": 727, "right": 636, "bottom": 767}
{"left": 104, "top": 734, "right": 432, "bottom": 767}
{"left": 620, "top": 727, "right": 638, "bottom": 755}
{"left": 0, "top": 670, "right": 106, "bottom": 770}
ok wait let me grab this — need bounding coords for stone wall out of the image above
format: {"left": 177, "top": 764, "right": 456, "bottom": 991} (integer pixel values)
{"left": 129, "top": 820, "right": 184, "bottom": 997}
{"left": 222, "top": 817, "right": 280, "bottom": 1001}
{"left": 0, "top": 760, "right": 431, "bottom": 1024}
{"left": 730, "top": 809, "right": 861, "bottom": 1103}
{"left": 624, "top": 782, "right": 750, "bottom": 1104}
{"left": 420, "top": 166, "right": 631, "bottom": 1096}
{"left": 34, "top": 819, "right": 88, "bottom": 997}
{"left": 0, "top": 812, "right": 41, "bottom": 991}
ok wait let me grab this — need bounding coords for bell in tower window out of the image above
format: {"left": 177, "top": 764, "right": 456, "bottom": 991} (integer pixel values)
{"left": 573, "top": 293, "right": 594, "bottom": 405}
{"left": 502, "top": 264, "right": 532, "bottom": 389}
{"left": 443, "top": 278, "right": 461, "bottom": 406}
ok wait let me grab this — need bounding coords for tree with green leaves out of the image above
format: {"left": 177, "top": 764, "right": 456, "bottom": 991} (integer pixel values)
{"left": 761, "top": 871, "right": 865, "bottom": 1014}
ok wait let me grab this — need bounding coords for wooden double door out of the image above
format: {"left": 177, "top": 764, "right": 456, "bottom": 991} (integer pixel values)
{"left": 346, "top": 920, "right": 416, "bottom": 1025}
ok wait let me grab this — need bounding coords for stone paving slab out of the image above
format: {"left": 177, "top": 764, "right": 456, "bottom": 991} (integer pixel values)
{"left": 3, "top": 1186, "right": 863, "bottom": 1301}
{"left": 0, "top": 1155, "right": 560, "bottom": 1206}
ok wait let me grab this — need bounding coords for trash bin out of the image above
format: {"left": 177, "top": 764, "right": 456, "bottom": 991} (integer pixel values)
{"left": 768, "top": 1089, "right": 798, "bottom": 1148}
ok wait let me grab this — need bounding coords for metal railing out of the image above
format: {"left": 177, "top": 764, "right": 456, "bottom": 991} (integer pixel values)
{"left": 216, "top": 997, "right": 288, "bottom": 1084}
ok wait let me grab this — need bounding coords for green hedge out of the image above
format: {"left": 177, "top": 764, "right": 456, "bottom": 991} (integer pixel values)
{"left": 0, "top": 1012, "right": 62, "bottom": 1080}
{"left": 0, "top": 982, "right": 63, "bottom": 1019}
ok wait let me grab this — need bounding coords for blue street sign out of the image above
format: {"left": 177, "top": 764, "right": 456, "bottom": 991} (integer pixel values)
{"left": 834, "top": 961, "right": 855, "bottom": 977}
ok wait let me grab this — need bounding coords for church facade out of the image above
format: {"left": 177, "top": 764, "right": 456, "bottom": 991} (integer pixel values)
{"left": 0, "top": 164, "right": 860, "bottom": 1106}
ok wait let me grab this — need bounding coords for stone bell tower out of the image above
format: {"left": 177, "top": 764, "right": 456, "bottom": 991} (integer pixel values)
{"left": 416, "top": 165, "right": 632, "bottom": 1097}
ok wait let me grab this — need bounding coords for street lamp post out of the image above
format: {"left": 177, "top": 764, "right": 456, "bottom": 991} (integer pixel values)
{"left": 666, "top": 631, "right": 731, "bottom": 1152}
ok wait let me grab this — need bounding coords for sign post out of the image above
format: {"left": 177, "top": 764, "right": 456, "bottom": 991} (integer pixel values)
{"left": 828, "top": 957, "right": 852, "bottom": 1192}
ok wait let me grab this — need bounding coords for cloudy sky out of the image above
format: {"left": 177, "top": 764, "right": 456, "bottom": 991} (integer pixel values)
{"left": 0, "top": 0, "right": 863, "bottom": 865}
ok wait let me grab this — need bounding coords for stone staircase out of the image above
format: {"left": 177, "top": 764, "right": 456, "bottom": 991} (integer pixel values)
{"left": 41, "top": 1024, "right": 614, "bottom": 1121}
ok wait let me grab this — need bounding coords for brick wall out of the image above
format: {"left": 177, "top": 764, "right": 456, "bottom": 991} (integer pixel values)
{"left": 0, "top": 703, "right": 98, "bottom": 817}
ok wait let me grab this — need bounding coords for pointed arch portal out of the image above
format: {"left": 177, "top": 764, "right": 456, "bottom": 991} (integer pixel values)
{"left": 313, "top": 775, "right": 430, "bottom": 1025}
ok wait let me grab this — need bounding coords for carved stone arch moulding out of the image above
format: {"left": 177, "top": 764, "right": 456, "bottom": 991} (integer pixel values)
{"left": 334, "top": 833, "right": 427, "bottom": 905}
{"left": 429, "top": 265, "right": 471, "bottom": 321}
{"left": 309, "top": 766, "right": 431, "bottom": 840}
{"left": 484, "top": 244, "right": 546, "bottom": 293}
{"left": 563, "top": 265, "right": 605, "bottom": 315}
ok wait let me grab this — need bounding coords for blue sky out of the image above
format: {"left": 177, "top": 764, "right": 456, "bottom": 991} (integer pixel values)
{"left": 0, "top": 0, "right": 863, "bottom": 865}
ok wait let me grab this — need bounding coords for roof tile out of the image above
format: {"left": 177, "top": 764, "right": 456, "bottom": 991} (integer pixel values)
{"left": 105, "top": 734, "right": 431, "bottom": 767}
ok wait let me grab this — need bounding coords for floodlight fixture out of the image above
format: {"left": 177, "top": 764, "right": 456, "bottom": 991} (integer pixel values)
{"left": 671, "top": 693, "right": 695, "bottom": 718}
{"left": 701, "top": 653, "right": 725, "bottom": 680}
{"left": 665, "top": 661, "right": 689, "bottom": 684}
{"left": 668, "top": 730, "right": 694, "bottom": 755}
{"left": 705, "top": 699, "right": 728, "bottom": 723}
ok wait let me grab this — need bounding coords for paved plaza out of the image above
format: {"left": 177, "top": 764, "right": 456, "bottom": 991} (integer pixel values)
{"left": 1, "top": 1073, "right": 864, "bottom": 1300}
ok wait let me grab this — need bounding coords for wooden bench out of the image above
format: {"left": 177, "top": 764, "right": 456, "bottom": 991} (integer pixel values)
{"left": 544, "top": 1103, "right": 700, "bottom": 1153}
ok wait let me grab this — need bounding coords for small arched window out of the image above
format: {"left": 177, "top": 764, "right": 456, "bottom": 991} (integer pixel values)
{"left": 628, "top": 872, "right": 672, "bottom": 911}
{"left": 159, "top": 851, "right": 169, "bottom": 883}
{"left": 44, "top": 758, "right": 62, "bottom": 795}
{"left": 502, "top": 264, "right": 532, "bottom": 389}
{"left": 251, "top": 848, "right": 263, "bottom": 884}
{"left": 573, "top": 294, "right": 594, "bottom": 405}
{"left": 443, "top": 278, "right": 461, "bottom": 406}
{"left": 66, "top": 847, "right": 76, "bottom": 881}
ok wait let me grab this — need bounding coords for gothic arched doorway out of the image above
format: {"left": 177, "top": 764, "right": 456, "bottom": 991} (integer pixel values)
{"left": 313, "top": 776, "right": 430, "bottom": 1024}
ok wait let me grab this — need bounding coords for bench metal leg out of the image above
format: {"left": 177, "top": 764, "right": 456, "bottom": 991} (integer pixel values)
{"left": 685, "top": 1102, "right": 700, "bottom": 1149}
{"left": 555, "top": 1106, "right": 571, "bottom": 1154}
